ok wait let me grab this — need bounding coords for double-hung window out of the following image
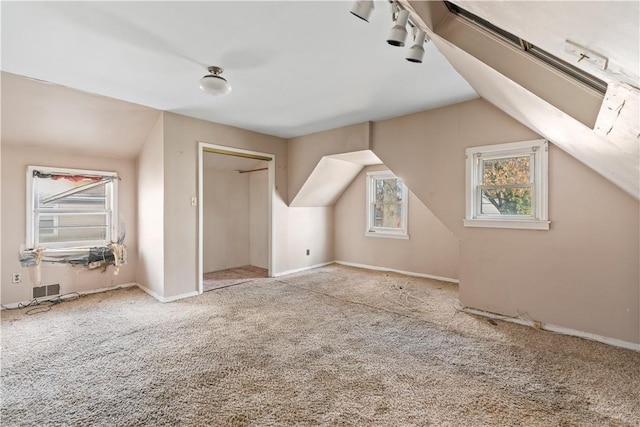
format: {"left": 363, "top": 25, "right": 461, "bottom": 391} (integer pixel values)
{"left": 366, "top": 170, "right": 409, "bottom": 239}
{"left": 464, "top": 139, "right": 549, "bottom": 230}
{"left": 27, "top": 166, "right": 118, "bottom": 250}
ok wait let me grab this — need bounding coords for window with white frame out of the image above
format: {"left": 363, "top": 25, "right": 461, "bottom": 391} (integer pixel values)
{"left": 464, "top": 139, "right": 549, "bottom": 230}
{"left": 27, "top": 166, "right": 118, "bottom": 249}
{"left": 366, "top": 170, "right": 409, "bottom": 239}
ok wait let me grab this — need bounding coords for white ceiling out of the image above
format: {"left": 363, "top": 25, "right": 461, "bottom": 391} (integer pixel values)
{"left": 1, "top": 0, "right": 478, "bottom": 140}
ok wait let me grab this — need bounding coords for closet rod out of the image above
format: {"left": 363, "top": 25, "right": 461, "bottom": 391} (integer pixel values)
{"left": 238, "top": 167, "right": 268, "bottom": 174}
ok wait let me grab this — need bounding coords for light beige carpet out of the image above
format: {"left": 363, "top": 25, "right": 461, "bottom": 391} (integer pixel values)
{"left": 203, "top": 265, "right": 268, "bottom": 292}
{"left": 1, "top": 264, "right": 639, "bottom": 426}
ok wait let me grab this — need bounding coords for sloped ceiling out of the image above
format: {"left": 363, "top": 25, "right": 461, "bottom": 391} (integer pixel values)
{"left": 404, "top": 0, "right": 639, "bottom": 199}
{"left": 290, "top": 151, "right": 382, "bottom": 207}
{"left": 449, "top": 1, "right": 639, "bottom": 87}
{"left": 1, "top": 72, "right": 161, "bottom": 159}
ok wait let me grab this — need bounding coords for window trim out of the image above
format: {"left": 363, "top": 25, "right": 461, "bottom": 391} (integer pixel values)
{"left": 26, "top": 165, "right": 119, "bottom": 250}
{"left": 365, "top": 170, "right": 409, "bottom": 239}
{"left": 464, "top": 139, "right": 549, "bottom": 230}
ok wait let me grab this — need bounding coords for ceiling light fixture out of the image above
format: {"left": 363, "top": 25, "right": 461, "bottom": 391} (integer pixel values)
{"left": 387, "top": 4, "right": 410, "bottom": 47}
{"left": 406, "top": 29, "right": 429, "bottom": 63}
{"left": 350, "top": 0, "right": 375, "bottom": 22}
{"left": 199, "top": 66, "right": 231, "bottom": 96}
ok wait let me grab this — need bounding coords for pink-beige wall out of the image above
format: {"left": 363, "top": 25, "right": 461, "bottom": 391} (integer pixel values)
{"left": 136, "top": 115, "right": 164, "bottom": 297}
{"left": 202, "top": 169, "right": 250, "bottom": 272}
{"left": 372, "top": 98, "right": 639, "bottom": 344}
{"left": 335, "top": 165, "right": 460, "bottom": 281}
{"left": 1, "top": 145, "right": 138, "bottom": 304}
{"left": 286, "top": 207, "right": 334, "bottom": 271}
{"left": 250, "top": 170, "right": 269, "bottom": 269}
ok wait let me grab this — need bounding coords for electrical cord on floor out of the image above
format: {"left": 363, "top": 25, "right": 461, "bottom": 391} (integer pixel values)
{"left": 380, "top": 281, "right": 433, "bottom": 312}
{"left": 6, "top": 292, "right": 81, "bottom": 315}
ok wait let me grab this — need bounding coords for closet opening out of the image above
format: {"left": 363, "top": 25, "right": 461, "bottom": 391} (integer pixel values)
{"left": 197, "top": 143, "right": 275, "bottom": 294}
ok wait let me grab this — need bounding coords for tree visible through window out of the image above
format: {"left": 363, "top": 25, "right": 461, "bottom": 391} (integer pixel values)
{"left": 465, "top": 139, "right": 549, "bottom": 230}
{"left": 366, "top": 171, "right": 408, "bottom": 238}
{"left": 480, "top": 156, "right": 532, "bottom": 215}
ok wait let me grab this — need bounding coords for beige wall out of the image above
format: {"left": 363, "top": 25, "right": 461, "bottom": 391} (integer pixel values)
{"left": 286, "top": 207, "right": 334, "bottom": 272}
{"left": 372, "top": 98, "right": 639, "bottom": 344}
{"left": 1, "top": 145, "right": 138, "bottom": 305}
{"left": 136, "top": 115, "right": 164, "bottom": 297}
{"left": 335, "top": 165, "right": 459, "bottom": 280}
{"left": 203, "top": 169, "right": 250, "bottom": 272}
{"left": 287, "top": 122, "right": 370, "bottom": 204}
{"left": 250, "top": 170, "right": 269, "bottom": 269}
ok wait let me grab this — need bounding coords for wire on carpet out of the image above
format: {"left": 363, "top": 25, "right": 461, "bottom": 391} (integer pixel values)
{"left": 8, "top": 292, "right": 81, "bottom": 315}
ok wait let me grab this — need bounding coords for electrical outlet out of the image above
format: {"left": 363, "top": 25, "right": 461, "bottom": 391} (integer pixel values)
{"left": 12, "top": 273, "right": 22, "bottom": 284}
{"left": 533, "top": 321, "right": 542, "bottom": 330}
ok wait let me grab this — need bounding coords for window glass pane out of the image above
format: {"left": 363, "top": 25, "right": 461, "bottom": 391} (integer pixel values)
{"left": 482, "top": 156, "right": 530, "bottom": 185}
{"left": 34, "top": 177, "right": 107, "bottom": 211}
{"left": 375, "top": 178, "right": 403, "bottom": 203}
{"left": 373, "top": 176, "right": 404, "bottom": 229}
{"left": 481, "top": 187, "right": 532, "bottom": 215}
{"left": 373, "top": 203, "right": 403, "bottom": 228}
{"left": 38, "top": 214, "right": 108, "bottom": 243}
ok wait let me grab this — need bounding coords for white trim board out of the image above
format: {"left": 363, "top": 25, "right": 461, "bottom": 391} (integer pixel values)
{"left": 0, "top": 282, "right": 137, "bottom": 309}
{"left": 272, "top": 262, "right": 334, "bottom": 278}
{"left": 136, "top": 283, "right": 199, "bottom": 303}
{"left": 462, "top": 306, "right": 640, "bottom": 352}
{"left": 335, "top": 261, "right": 459, "bottom": 284}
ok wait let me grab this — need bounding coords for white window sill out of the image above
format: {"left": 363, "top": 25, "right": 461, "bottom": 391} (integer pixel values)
{"left": 463, "top": 218, "right": 550, "bottom": 230}
{"left": 365, "top": 231, "right": 410, "bottom": 240}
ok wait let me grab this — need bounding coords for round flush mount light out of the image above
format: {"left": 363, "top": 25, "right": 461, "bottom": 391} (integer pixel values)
{"left": 199, "top": 66, "right": 231, "bottom": 96}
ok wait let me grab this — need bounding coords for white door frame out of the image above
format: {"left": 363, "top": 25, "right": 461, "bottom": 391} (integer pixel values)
{"left": 197, "top": 142, "right": 275, "bottom": 294}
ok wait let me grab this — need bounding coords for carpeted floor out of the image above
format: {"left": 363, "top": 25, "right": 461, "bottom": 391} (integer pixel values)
{"left": 203, "top": 265, "right": 268, "bottom": 292}
{"left": 1, "top": 264, "right": 639, "bottom": 426}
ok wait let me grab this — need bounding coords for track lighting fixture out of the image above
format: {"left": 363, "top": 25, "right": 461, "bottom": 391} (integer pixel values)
{"left": 349, "top": 1, "right": 430, "bottom": 65}
{"left": 199, "top": 66, "right": 231, "bottom": 96}
{"left": 387, "top": 6, "right": 410, "bottom": 47}
{"left": 350, "top": 0, "right": 375, "bottom": 22}
{"left": 406, "top": 29, "right": 428, "bottom": 63}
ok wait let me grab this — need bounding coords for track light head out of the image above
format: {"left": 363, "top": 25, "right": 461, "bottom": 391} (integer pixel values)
{"left": 350, "top": 0, "right": 375, "bottom": 22}
{"left": 406, "top": 30, "right": 428, "bottom": 63}
{"left": 387, "top": 9, "right": 410, "bottom": 47}
{"left": 199, "top": 66, "right": 231, "bottom": 96}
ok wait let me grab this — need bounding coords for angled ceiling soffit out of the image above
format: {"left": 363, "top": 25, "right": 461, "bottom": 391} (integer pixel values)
{"left": 290, "top": 150, "right": 382, "bottom": 208}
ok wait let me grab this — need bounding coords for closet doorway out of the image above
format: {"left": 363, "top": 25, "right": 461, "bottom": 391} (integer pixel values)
{"left": 197, "top": 143, "right": 274, "bottom": 294}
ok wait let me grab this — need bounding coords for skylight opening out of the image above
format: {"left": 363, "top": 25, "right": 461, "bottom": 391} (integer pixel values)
{"left": 444, "top": 1, "right": 607, "bottom": 94}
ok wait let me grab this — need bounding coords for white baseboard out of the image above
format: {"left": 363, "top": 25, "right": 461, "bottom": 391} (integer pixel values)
{"left": 136, "top": 283, "right": 199, "bottom": 303}
{"left": 1, "top": 282, "right": 138, "bottom": 309}
{"left": 462, "top": 306, "right": 640, "bottom": 352}
{"left": 335, "top": 260, "right": 459, "bottom": 284}
{"left": 273, "top": 262, "right": 334, "bottom": 277}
